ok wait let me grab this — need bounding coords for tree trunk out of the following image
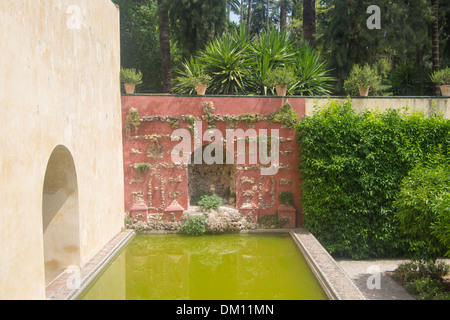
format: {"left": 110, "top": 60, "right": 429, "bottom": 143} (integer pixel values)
{"left": 292, "top": 0, "right": 300, "bottom": 20}
{"left": 303, "top": 0, "right": 316, "bottom": 44}
{"left": 158, "top": 0, "right": 173, "bottom": 93}
{"left": 240, "top": 0, "right": 244, "bottom": 24}
{"left": 280, "top": 0, "right": 287, "bottom": 32}
{"left": 431, "top": 0, "right": 440, "bottom": 95}
{"left": 247, "top": 0, "right": 253, "bottom": 31}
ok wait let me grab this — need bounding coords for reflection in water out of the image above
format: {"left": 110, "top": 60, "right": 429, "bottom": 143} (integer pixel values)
{"left": 79, "top": 233, "right": 328, "bottom": 300}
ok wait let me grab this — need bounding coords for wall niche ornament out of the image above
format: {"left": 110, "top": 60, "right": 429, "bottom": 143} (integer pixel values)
{"left": 147, "top": 137, "right": 164, "bottom": 159}
{"left": 258, "top": 176, "right": 275, "bottom": 209}
{"left": 148, "top": 173, "right": 165, "bottom": 211}
{"left": 241, "top": 176, "right": 255, "bottom": 185}
{"left": 202, "top": 101, "right": 215, "bottom": 114}
{"left": 125, "top": 108, "right": 141, "bottom": 135}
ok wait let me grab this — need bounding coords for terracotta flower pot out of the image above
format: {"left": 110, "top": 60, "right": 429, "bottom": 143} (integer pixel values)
{"left": 276, "top": 85, "right": 287, "bottom": 97}
{"left": 359, "top": 86, "right": 370, "bottom": 96}
{"left": 440, "top": 85, "right": 450, "bottom": 96}
{"left": 124, "top": 83, "right": 136, "bottom": 95}
{"left": 196, "top": 84, "right": 207, "bottom": 96}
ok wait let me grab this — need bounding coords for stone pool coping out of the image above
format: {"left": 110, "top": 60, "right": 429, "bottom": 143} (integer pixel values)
{"left": 45, "top": 230, "right": 135, "bottom": 300}
{"left": 288, "top": 229, "right": 365, "bottom": 300}
{"left": 46, "top": 228, "right": 364, "bottom": 300}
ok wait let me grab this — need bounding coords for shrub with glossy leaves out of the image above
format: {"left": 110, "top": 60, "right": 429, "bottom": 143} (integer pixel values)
{"left": 296, "top": 99, "right": 450, "bottom": 259}
{"left": 198, "top": 194, "right": 223, "bottom": 211}
{"left": 395, "top": 158, "right": 450, "bottom": 260}
{"left": 178, "top": 215, "right": 207, "bottom": 235}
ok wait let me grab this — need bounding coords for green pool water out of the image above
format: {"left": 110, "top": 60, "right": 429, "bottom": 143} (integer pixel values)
{"left": 78, "top": 233, "right": 328, "bottom": 300}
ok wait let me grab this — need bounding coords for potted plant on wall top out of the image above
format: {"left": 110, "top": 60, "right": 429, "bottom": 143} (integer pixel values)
{"left": 187, "top": 70, "right": 212, "bottom": 96}
{"left": 120, "top": 68, "right": 143, "bottom": 94}
{"left": 431, "top": 67, "right": 450, "bottom": 96}
{"left": 264, "top": 67, "right": 297, "bottom": 96}
{"left": 344, "top": 64, "right": 381, "bottom": 96}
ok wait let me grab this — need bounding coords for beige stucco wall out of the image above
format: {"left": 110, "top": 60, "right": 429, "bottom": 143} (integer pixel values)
{"left": 0, "top": 0, "right": 124, "bottom": 299}
{"left": 305, "top": 97, "right": 450, "bottom": 119}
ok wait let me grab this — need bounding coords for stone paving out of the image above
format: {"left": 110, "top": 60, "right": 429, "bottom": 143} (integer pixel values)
{"left": 336, "top": 259, "right": 415, "bottom": 300}
{"left": 337, "top": 258, "right": 450, "bottom": 300}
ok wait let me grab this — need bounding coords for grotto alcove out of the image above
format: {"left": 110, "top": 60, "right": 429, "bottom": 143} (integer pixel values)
{"left": 188, "top": 145, "right": 236, "bottom": 207}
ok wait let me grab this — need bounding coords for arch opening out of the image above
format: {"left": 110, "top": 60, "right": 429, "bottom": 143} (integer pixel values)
{"left": 188, "top": 145, "right": 236, "bottom": 208}
{"left": 42, "top": 145, "right": 80, "bottom": 285}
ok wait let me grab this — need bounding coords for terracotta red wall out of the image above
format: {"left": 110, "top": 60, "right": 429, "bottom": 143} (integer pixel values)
{"left": 121, "top": 96, "right": 306, "bottom": 227}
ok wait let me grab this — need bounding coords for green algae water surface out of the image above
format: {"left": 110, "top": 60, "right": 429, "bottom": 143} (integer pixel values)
{"left": 78, "top": 233, "right": 328, "bottom": 300}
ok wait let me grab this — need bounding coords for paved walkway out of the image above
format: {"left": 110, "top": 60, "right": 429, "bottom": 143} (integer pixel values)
{"left": 336, "top": 259, "right": 415, "bottom": 300}
{"left": 337, "top": 258, "right": 450, "bottom": 300}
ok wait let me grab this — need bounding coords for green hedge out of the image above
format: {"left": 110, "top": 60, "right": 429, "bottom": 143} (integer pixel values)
{"left": 395, "top": 158, "right": 450, "bottom": 260}
{"left": 295, "top": 99, "right": 450, "bottom": 259}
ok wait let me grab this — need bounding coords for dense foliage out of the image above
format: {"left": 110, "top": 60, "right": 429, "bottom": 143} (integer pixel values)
{"left": 431, "top": 67, "right": 450, "bottom": 85}
{"left": 174, "top": 27, "right": 334, "bottom": 96}
{"left": 317, "top": 0, "right": 450, "bottom": 95}
{"left": 198, "top": 194, "right": 224, "bottom": 211}
{"left": 296, "top": 99, "right": 450, "bottom": 259}
{"left": 178, "top": 215, "right": 208, "bottom": 235}
{"left": 114, "top": 0, "right": 450, "bottom": 95}
{"left": 392, "top": 261, "right": 450, "bottom": 300}
{"left": 343, "top": 64, "right": 382, "bottom": 95}
{"left": 395, "top": 158, "right": 450, "bottom": 260}
{"left": 120, "top": 68, "right": 143, "bottom": 85}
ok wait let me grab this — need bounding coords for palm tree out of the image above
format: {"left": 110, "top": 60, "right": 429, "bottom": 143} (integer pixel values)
{"left": 227, "top": 0, "right": 240, "bottom": 22}
{"left": 431, "top": 0, "right": 440, "bottom": 95}
{"left": 247, "top": 0, "right": 253, "bottom": 30}
{"left": 279, "top": 0, "right": 287, "bottom": 32}
{"left": 303, "top": 0, "right": 315, "bottom": 44}
{"left": 240, "top": 0, "right": 244, "bottom": 23}
{"left": 157, "top": 0, "right": 173, "bottom": 93}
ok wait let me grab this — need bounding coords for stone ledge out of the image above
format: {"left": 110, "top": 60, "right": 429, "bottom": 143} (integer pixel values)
{"left": 45, "top": 230, "right": 135, "bottom": 300}
{"left": 290, "top": 228, "right": 366, "bottom": 300}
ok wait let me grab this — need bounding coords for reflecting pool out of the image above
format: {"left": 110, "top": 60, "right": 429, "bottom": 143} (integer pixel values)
{"left": 78, "top": 233, "right": 328, "bottom": 300}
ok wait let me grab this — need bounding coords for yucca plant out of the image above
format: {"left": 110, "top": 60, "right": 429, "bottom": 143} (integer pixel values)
{"left": 199, "top": 30, "right": 252, "bottom": 95}
{"left": 173, "top": 57, "right": 205, "bottom": 95}
{"left": 248, "top": 28, "right": 296, "bottom": 95}
{"left": 290, "top": 42, "right": 335, "bottom": 96}
{"left": 389, "top": 63, "right": 421, "bottom": 96}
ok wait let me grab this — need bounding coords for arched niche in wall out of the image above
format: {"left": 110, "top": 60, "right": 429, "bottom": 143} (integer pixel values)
{"left": 42, "top": 145, "right": 80, "bottom": 286}
{"left": 188, "top": 144, "right": 236, "bottom": 207}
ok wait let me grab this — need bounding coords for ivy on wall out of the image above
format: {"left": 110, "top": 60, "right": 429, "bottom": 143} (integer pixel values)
{"left": 140, "top": 101, "right": 300, "bottom": 129}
